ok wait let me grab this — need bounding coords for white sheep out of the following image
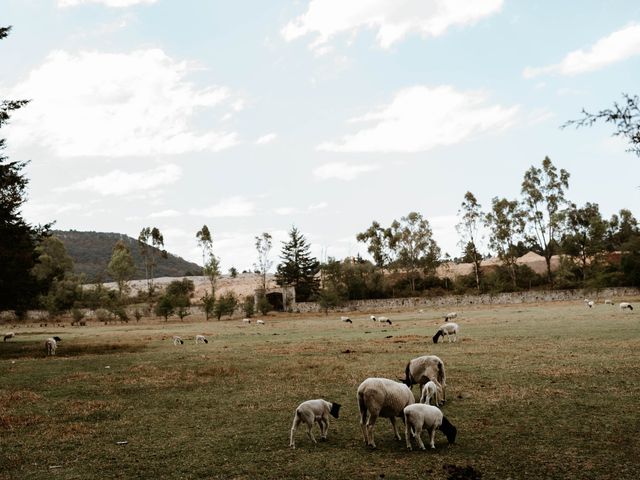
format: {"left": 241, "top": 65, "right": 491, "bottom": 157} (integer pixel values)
{"left": 402, "top": 355, "right": 446, "bottom": 405}
{"left": 444, "top": 312, "right": 458, "bottom": 321}
{"left": 419, "top": 381, "right": 439, "bottom": 406}
{"left": 370, "top": 315, "right": 378, "bottom": 322}
{"left": 195, "top": 334, "right": 208, "bottom": 344}
{"left": 620, "top": 302, "right": 634, "bottom": 311}
{"left": 604, "top": 299, "right": 613, "bottom": 305}
{"left": 357, "top": 377, "right": 415, "bottom": 448}
{"left": 257, "top": 319, "right": 265, "bottom": 325}
{"left": 45, "top": 337, "right": 57, "bottom": 356}
{"left": 340, "top": 316, "right": 352, "bottom": 323}
{"left": 432, "top": 322, "right": 459, "bottom": 344}
{"left": 584, "top": 299, "right": 594, "bottom": 308}
{"left": 172, "top": 336, "right": 184, "bottom": 345}
{"left": 242, "top": 318, "right": 251, "bottom": 324}
{"left": 403, "top": 404, "right": 457, "bottom": 450}
{"left": 3, "top": 332, "right": 15, "bottom": 342}
{"left": 378, "top": 316, "right": 392, "bottom": 325}
{"left": 289, "top": 399, "right": 341, "bottom": 449}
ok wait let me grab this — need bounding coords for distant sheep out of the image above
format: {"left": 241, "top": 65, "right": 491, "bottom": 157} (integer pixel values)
{"left": 378, "top": 316, "right": 392, "bottom": 325}
{"left": 357, "top": 377, "right": 414, "bottom": 448}
{"left": 289, "top": 399, "right": 341, "bottom": 449}
{"left": 195, "top": 334, "right": 208, "bottom": 344}
{"left": 173, "top": 336, "right": 184, "bottom": 345}
{"left": 45, "top": 337, "right": 57, "bottom": 356}
{"left": 433, "top": 322, "right": 459, "bottom": 343}
{"left": 403, "top": 404, "right": 457, "bottom": 450}
{"left": 340, "top": 316, "right": 352, "bottom": 323}
{"left": 620, "top": 302, "right": 634, "bottom": 311}
{"left": 604, "top": 299, "right": 613, "bottom": 305}
{"left": 585, "top": 300, "right": 594, "bottom": 308}
{"left": 444, "top": 312, "right": 457, "bottom": 321}
{"left": 419, "top": 381, "right": 439, "bottom": 406}
{"left": 402, "top": 355, "right": 447, "bottom": 405}
{"left": 242, "top": 318, "right": 251, "bottom": 324}
{"left": 370, "top": 315, "right": 378, "bottom": 322}
{"left": 3, "top": 332, "right": 15, "bottom": 342}
{"left": 257, "top": 319, "right": 265, "bottom": 325}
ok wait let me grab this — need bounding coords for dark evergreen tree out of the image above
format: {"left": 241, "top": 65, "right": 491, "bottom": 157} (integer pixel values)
{"left": 275, "top": 226, "right": 320, "bottom": 302}
{"left": 0, "top": 26, "right": 50, "bottom": 315}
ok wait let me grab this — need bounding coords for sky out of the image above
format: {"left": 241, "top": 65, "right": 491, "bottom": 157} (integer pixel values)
{"left": 2, "top": 0, "right": 640, "bottom": 272}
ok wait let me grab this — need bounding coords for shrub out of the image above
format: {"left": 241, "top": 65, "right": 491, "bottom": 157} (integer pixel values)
{"left": 256, "top": 296, "right": 271, "bottom": 316}
{"left": 243, "top": 296, "right": 255, "bottom": 318}
{"left": 95, "top": 308, "right": 112, "bottom": 324}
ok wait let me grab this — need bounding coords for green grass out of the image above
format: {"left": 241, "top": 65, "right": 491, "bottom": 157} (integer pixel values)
{"left": 1, "top": 302, "right": 639, "bottom": 479}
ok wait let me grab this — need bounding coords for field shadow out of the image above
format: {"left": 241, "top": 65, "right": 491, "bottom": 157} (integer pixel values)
{"left": 0, "top": 341, "right": 146, "bottom": 359}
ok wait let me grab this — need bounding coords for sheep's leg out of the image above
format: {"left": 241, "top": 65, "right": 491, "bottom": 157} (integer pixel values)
{"left": 415, "top": 425, "right": 426, "bottom": 450}
{"left": 319, "top": 418, "right": 328, "bottom": 440}
{"left": 429, "top": 426, "right": 436, "bottom": 449}
{"left": 366, "top": 414, "right": 378, "bottom": 448}
{"left": 405, "top": 422, "right": 413, "bottom": 450}
{"left": 305, "top": 419, "right": 317, "bottom": 445}
{"left": 289, "top": 415, "right": 301, "bottom": 448}
{"left": 389, "top": 416, "right": 402, "bottom": 441}
{"left": 359, "top": 405, "right": 370, "bottom": 445}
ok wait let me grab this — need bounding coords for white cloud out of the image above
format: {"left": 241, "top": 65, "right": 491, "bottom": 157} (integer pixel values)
{"left": 149, "top": 209, "right": 181, "bottom": 218}
{"left": 58, "top": 0, "right": 157, "bottom": 7}
{"left": 60, "top": 164, "right": 181, "bottom": 196}
{"left": 274, "top": 207, "right": 298, "bottom": 216}
{"left": 313, "top": 162, "right": 380, "bottom": 181}
{"left": 189, "top": 196, "right": 256, "bottom": 218}
{"left": 524, "top": 24, "right": 640, "bottom": 78}
{"left": 4, "top": 49, "right": 240, "bottom": 157}
{"left": 308, "top": 201, "right": 328, "bottom": 211}
{"left": 282, "top": 0, "right": 503, "bottom": 52}
{"left": 274, "top": 202, "right": 328, "bottom": 215}
{"left": 318, "top": 85, "right": 518, "bottom": 153}
{"left": 256, "top": 133, "right": 278, "bottom": 145}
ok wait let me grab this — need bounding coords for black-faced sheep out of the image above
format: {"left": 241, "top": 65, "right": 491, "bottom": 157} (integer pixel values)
{"left": 357, "top": 377, "right": 414, "bottom": 448}
{"left": 257, "top": 319, "right": 265, "bottom": 325}
{"left": 340, "top": 316, "right": 352, "bottom": 323}
{"left": 378, "top": 316, "right": 392, "bottom": 325}
{"left": 173, "top": 336, "right": 184, "bottom": 345}
{"left": 402, "top": 355, "right": 446, "bottom": 404}
{"left": 620, "top": 302, "right": 634, "bottom": 311}
{"left": 444, "top": 312, "right": 458, "bottom": 321}
{"left": 3, "top": 332, "right": 15, "bottom": 342}
{"left": 195, "top": 334, "right": 208, "bottom": 344}
{"left": 289, "top": 399, "right": 341, "bottom": 449}
{"left": 432, "top": 322, "right": 459, "bottom": 343}
{"left": 403, "top": 404, "right": 457, "bottom": 450}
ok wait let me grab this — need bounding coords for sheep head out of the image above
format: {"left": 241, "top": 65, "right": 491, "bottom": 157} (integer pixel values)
{"left": 330, "top": 402, "right": 342, "bottom": 418}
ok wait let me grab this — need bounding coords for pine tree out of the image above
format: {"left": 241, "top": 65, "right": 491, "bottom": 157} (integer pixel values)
{"left": 0, "top": 26, "right": 50, "bottom": 315}
{"left": 275, "top": 227, "right": 320, "bottom": 302}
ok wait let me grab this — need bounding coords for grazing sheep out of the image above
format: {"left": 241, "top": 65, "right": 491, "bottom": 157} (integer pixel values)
{"left": 584, "top": 299, "right": 594, "bottom": 308}
{"left": 370, "top": 315, "right": 378, "bottom": 322}
{"left": 340, "top": 316, "right": 352, "bottom": 323}
{"left": 378, "top": 316, "right": 392, "bottom": 325}
{"left": 52, "top": 336, "right": 62, "bottom": 342}
{"left": 357, "top": 377, "right": 415, "bottom": 448}
{"left": 604, "top": 299, "right": 613, "bottom": 305}
{"left": 195, "top": 334, "right": 208, "bottom": 344}
{"left": 242, "top": 318, "right": 251, "bottom": 324}
{"left": 433, "top": 322, "right": 459, "bottom": 344}
{"left": 3, "top": 332, "right": 15, "bottom": 342}
{"left": 620, "top": 302, "right": 634, "bottom": 311}
{"left": 45, "top": 337, "right": 57, "bottom": 356}
{"left": 172, "top": 336, "right": 184, "bottom": 345}
{"left": 444, "top": 312, "right": 458, "bottom": 321}
{"left": 402, "top": 355, "right": 447, "bottom": 404}
{"left": 419, "top": 381, "right": 439, "bottom": 406}
{"left": 289, "top": 399, "right": 341, "bottom": 449}
{"left": 257, "top": 319, "right": 265, "bottom": 325}
{"left": 403, "top": 404, "right": 457, "bottom": 450}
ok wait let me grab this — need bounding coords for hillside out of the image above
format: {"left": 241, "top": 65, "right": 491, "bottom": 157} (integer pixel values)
{"left": 53, "top": 230, "right": 202, "bottom": 283}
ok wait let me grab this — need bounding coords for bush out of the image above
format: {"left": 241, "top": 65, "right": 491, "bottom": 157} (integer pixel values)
{"left": 71, "top": 308, "right": 85, "bottom": 325}
{"left": 201, "top": 292, "right": 215, "bottom": 321}
{"left": 256, "top": 296, "right": 271, "bottom": 316}
{"left": 133, "top": 308, "right": 143, "bottom": 322}
{"left": 243, "top": 296, "right": 255, "bottom": 318}
{"left": 214, "top": 292, "right": 238, "bottom": 320}
{"left": 95, "top": 308, "right": 112, "bottom": 324}
{"left": 154, "top": 295, "right": 175, "bottom": 321}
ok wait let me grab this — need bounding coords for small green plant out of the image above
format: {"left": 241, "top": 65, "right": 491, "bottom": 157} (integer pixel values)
{"left": 201, "top": 292, "right": 215, "bottom": 321}
{"left": 243, "top": 296, "right": 255, "bottom": 318}
{"left": 257, "top": 296, "right": 271, "bottom": 316}
{"left": 154, "top": 295, "right": 175, "bottom": 321}
{"left": 95, "top": 308, "right": 111, "bottom": 324}
{"left": 71, "top": 308, "right": 85, "bottom": 325}
{"left": 133, "top": 308, "right": 143, "bottom": 322}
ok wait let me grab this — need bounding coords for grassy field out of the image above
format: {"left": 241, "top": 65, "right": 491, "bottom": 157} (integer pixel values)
{"left": 1, "top": 301, "right": 640, "bottom": 480}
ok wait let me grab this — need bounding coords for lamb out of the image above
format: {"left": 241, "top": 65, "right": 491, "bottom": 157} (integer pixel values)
{"left": 172, "top": 336, "right": 184, "bottom": 345}
{"left": 620, "top": 302, "right": 634, "bottom": 311}
{"left": 242, "top": 318, "right": 251, "bottom": 324}
{"left": 378, "top": 316, "right": 392, "bottom": 325}
{"left": 444, "top": 312, "right": 458, "bottom": 321}
{"left": 289, "top": 399, "right": 341, "bottom": 449}
{"left": 257, "top": 319, "right": 265, "bottom": 325}
{"left": 195, "top": 334, "right": 208, "bottom": 344}
{"left": 402, "top": 355, "right": 446, "bottom": 404}
{"left": 432, "top": 322, "right": 459, "bottom": 343}
{"left": 357, "top": 377, "right": 415, "bottom": 448}
{"left": 419, "top": 381, "right": 439, "bottom": 406}
{"left": 45, "top": 337, "right": 57, "bottom": 356}
{"left": 403, "top": 404, "right": 457, "bottom": 450}
{"left": 3, "top": 332, "right": 15, "bottom": 342}
{"left": 340, "top": 316, "right": 352, "bottom": 323}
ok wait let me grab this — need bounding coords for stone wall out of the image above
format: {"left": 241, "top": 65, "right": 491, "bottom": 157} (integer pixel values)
{"left": 292, "top": 287, "right": 640, "bottom": 314}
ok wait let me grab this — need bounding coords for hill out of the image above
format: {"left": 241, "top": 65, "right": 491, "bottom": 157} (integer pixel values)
{"left": 53, "top": 230, "right": 202, "bottom": 283}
